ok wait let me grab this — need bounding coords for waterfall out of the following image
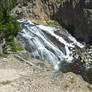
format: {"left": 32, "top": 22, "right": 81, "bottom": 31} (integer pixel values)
{"left": 17, "top": 19, "right": 84, "bottom": 71}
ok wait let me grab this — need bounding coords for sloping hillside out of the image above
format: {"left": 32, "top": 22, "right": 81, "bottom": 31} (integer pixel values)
{"left": 0, "top": 54, "right": 92, "bottom": 92}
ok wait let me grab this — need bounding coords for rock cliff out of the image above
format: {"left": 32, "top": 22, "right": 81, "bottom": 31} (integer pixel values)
{"left": 12, "top": 0, "right": 92, "bottom": 44}
{"left": 55, "top": 0, "right": 92, "bottom": 44}
{"left": 11, "top": 0, "right": 61, "bottom": 24}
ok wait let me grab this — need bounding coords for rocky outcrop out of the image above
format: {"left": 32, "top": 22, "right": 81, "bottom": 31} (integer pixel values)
{"left": 55, "top": 0, "right": 92, "bottom": 44}
{"left": 12, "top": 0, "right": 92, "bottom": 44}
{"left": 11, "top": 0, "right": 61, "bottom": 24}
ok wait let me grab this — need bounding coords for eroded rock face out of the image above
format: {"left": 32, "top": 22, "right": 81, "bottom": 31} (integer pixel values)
{"left": 55, "top": 0, "right": 92, "bottom": 44}
{"left": 11, "top": 0, "right": 61, "bottom": 24}
{"left": 12, "top": 0, "right": 92, "bottom": 44}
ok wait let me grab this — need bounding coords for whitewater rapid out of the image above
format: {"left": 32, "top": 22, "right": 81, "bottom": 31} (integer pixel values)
{"left": 17, "top": 19, "right": 84, "bottom": 70}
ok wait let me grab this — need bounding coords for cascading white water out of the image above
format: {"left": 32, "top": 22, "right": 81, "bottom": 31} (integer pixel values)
{"left": 17, "top": 19, "right": 84, "bottom": 71}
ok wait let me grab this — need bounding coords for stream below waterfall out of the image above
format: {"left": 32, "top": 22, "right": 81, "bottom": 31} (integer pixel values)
{"left": 17, "top": 19, "right": 92, "bottom": 83}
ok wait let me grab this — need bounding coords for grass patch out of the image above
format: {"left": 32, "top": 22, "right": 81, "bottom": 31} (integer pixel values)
{"left": 70, "top": 77, "right": 75, "bottom": 84}
{"left": 0, "top": 80, "right": 11, "bottom": 85}
{"left": 3, "top": 48, "right": 8, "bottom": 58}
{"left": 87, "top": 85, "right": 92, "bottom": 91}
{"left": 47, "top": 21, "right": 61, "bottom": 26}
{"left": 64, "top": 84, "right": 69, "bottom": 89}
{"left": 78, "top": 85, "right": 81, "bottom": 88}
{"left": 7, "top": 41, "right": 24, "bottom": 52}
{"left": 15, "top": 46, "right": 24, "bottom": 51}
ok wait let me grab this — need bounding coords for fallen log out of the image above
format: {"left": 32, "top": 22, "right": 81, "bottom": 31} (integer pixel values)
{"left": 15, "top": 55, "right": 41, "bottom": 70}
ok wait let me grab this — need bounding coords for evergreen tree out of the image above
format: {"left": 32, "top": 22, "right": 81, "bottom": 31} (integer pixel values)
{"left": 0, "top": 0, "right": 20, "bottom": 54}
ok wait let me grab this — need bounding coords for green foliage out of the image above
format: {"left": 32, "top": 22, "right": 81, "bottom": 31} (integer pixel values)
{"left": 6, "top": 40, "right": 24, "bottom": 52}
{"left": 3, "top": 47, "right": 8, "bottom": 58}
{"left": 0, "top": 80, "right": 11, "bottom": 85}
{"left": 78, "top": 85, "right": 81, "bottom": 88}
{"left": 47, "top": 21, "right": 61, "bottom": 26}
{"left": 0, "top": 0, "right": 20, "bottom": 55}
{"left": 70, "top": 77, "right": 75, "bottom": 84}
{"left": 6, "top": 41, "right": 17, "bottom": 52}
{"left": 64, "top": 84, "right": 69, "bottom": 89}
{"left": 15, "top": 46, "right": 24, "bottom": 51}
{"left": 87, "top": 85, "right": 92, "bottom": 91}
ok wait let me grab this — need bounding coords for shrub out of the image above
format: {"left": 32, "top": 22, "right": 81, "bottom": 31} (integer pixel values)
{"left": 47, "top": 21, "right": 61, "bottom": 26}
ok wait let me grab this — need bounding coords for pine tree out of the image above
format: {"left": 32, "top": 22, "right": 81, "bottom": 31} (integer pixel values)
{"left": 0, "top": 0, "right": 20, "bottom": 54}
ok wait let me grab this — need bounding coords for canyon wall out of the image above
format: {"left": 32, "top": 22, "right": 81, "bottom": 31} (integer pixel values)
{"left": 55, "top": 0, "right": 92, "bottom": 44}
{"left": 12, "top": 0, "right": 92, "bottom": 44}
